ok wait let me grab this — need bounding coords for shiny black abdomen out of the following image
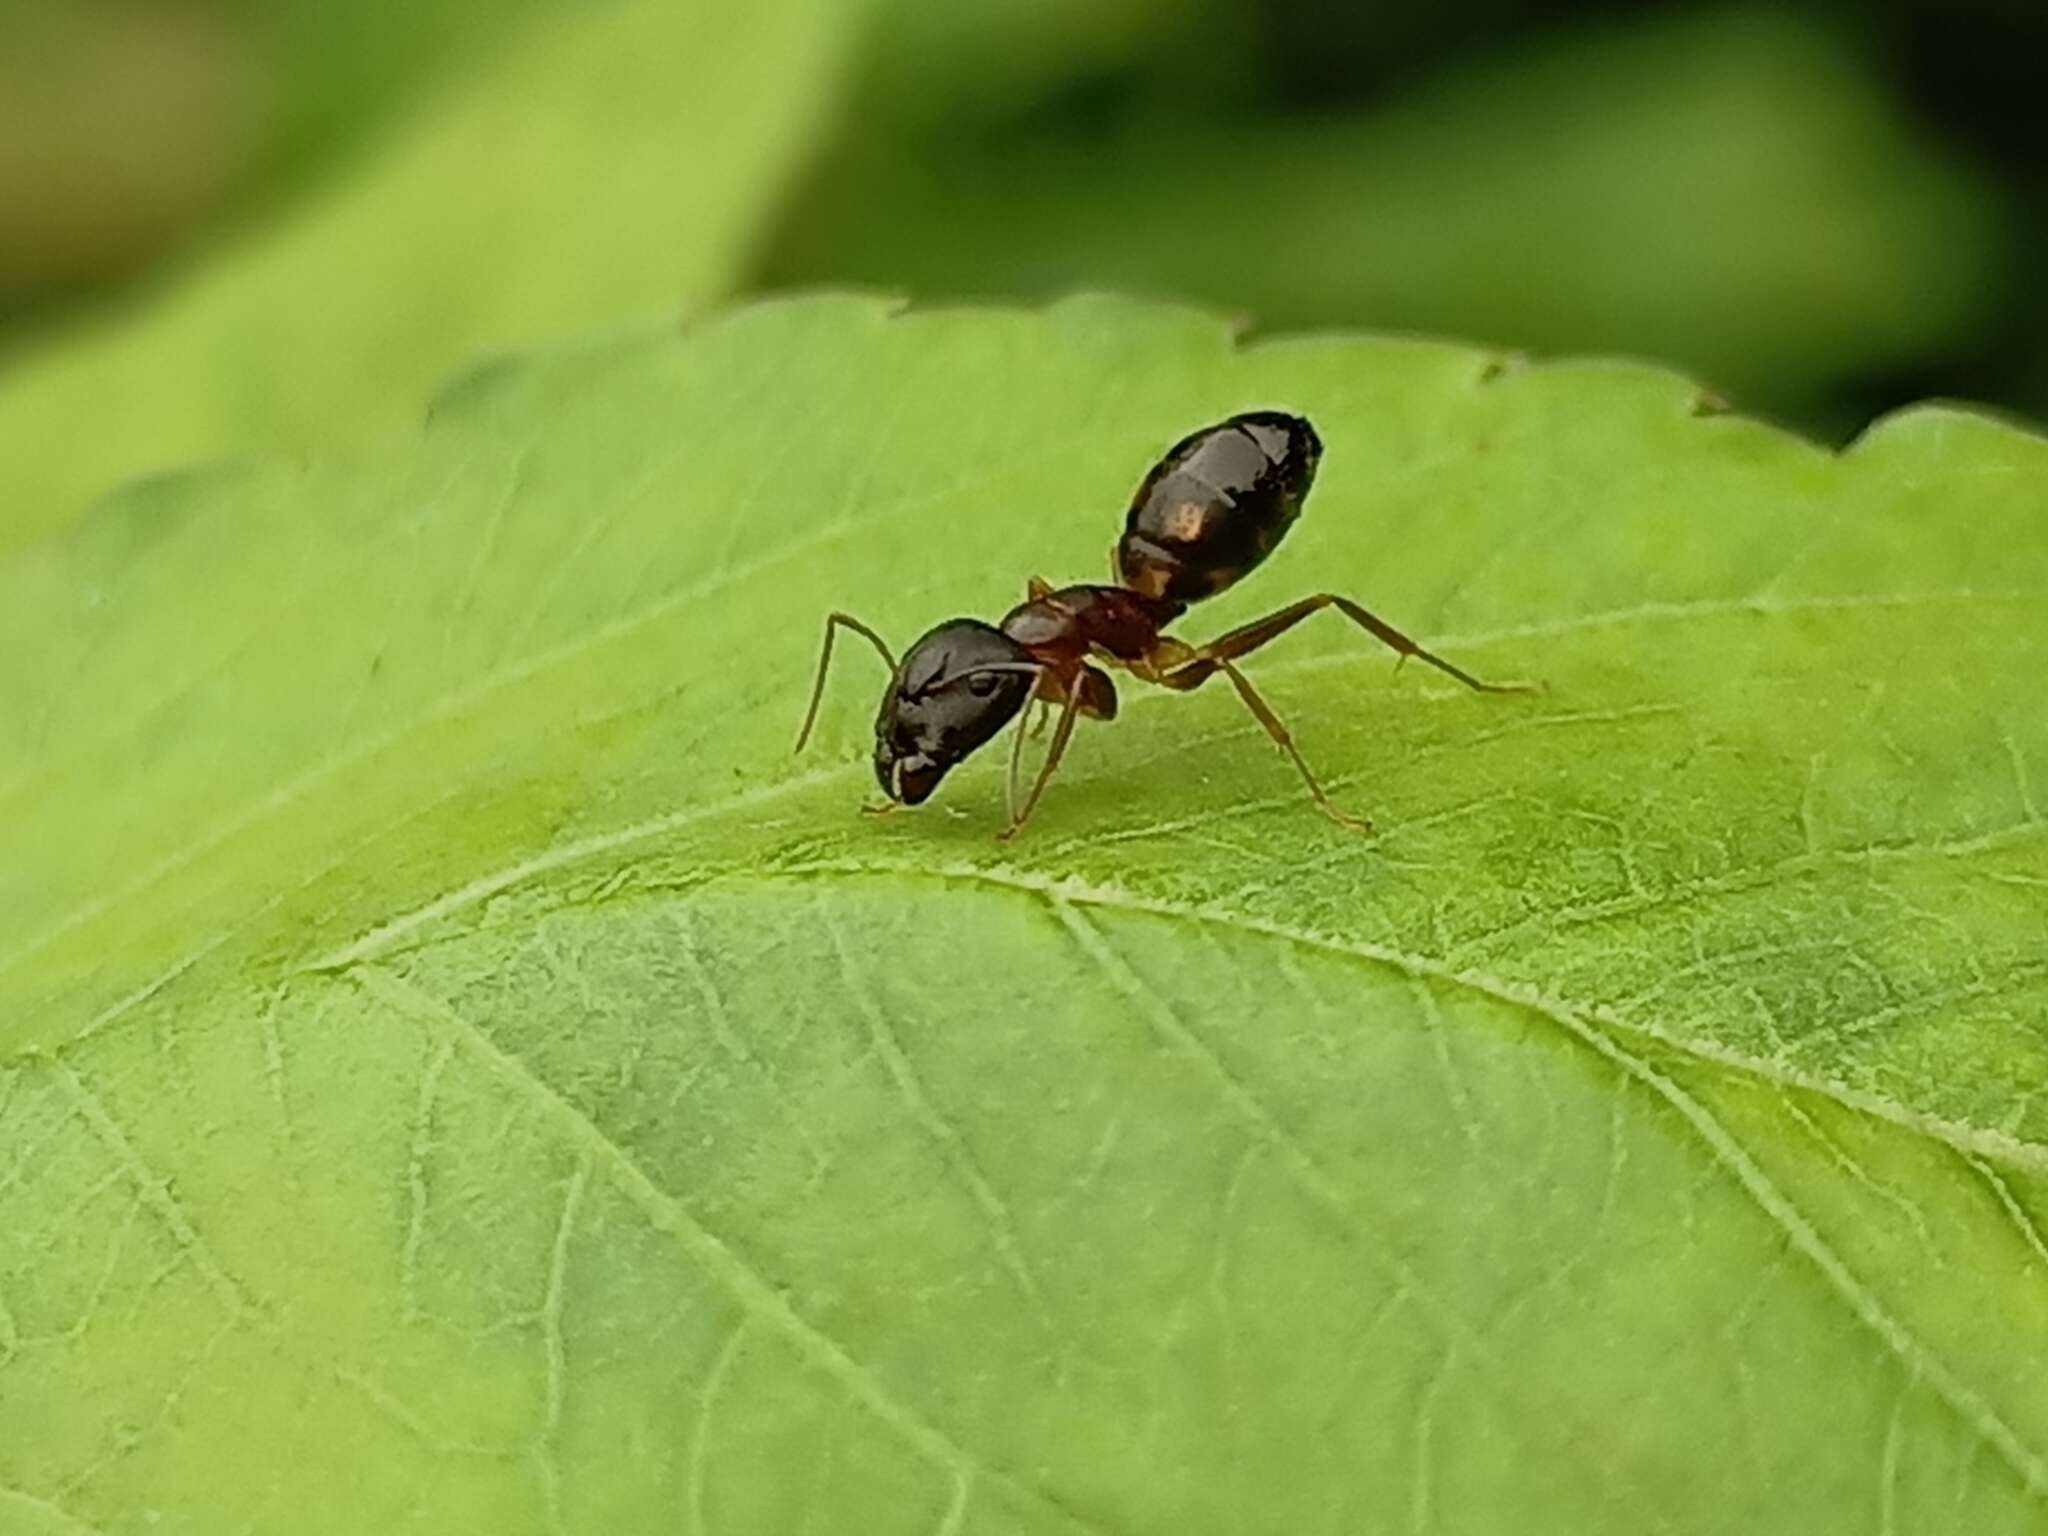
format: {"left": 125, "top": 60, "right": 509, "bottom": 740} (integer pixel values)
{"left": 1116, "top": 410, "right": 1321, "bottom": 603}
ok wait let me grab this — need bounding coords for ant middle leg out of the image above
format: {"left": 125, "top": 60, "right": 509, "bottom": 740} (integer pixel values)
{"left": 1006, "top": 665, "right": 1114, "bottom": 826}
{"left": 1000, "top": 681, "right": 1085, "bottom": 841}
{"left": 1006, "top": 696, "right": 1037, "bottom": 823}
{"left": 1166, "top": 593, "right": 1538, "bottom": 694}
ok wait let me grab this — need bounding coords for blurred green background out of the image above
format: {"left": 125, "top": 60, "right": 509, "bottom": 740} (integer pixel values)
{"left": 2, "top": 0, "right": 2042, "bottom": 521}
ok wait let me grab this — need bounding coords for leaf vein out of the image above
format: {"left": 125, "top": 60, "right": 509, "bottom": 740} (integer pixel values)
{"left": 818, "top": 897, "right": 1049, "bottom": 1323}
{"left": 50, "top": 1061, "right": 250, "bottom": 1320}
{"left": 688, "top": 1322, "right": 746, "bottom": 1536}
{"left": 974, "top": 865, "right": 2048, "bottom": 1497}
{"left": 0, "top": 1481, "right": 113, "bottom": 1536}
{"left": 0, "top": 453, "right": 1054, "bottom": 988}
{"left": 1965, "top": 1155, "right": 2048, "bottom": 1275}
{"left": 1048, "top": 897, "right": 1678, "bottom": 1532}
{"left": 346, "top": 962, "right": 1113, "bottom": 1536}
{"left": 533, "top": 1149, "right": 590, "bottom": 1536}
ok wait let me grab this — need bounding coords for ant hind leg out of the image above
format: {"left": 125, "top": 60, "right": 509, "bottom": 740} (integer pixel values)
{"left": 1163, "top": 593, "right": 1541, "bottom": 695}
{"left": 1213, "top": 660, "right": 1373, "bottom": 833}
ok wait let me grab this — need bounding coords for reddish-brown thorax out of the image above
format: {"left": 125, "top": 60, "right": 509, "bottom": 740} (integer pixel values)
{"left": 1000, "top": 582, "right": 1184, "bottom": 672}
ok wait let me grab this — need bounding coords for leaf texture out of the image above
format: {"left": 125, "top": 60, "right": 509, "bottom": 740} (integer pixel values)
{"left": 1, "top": 295, "right": 2045, "bottom": 1533}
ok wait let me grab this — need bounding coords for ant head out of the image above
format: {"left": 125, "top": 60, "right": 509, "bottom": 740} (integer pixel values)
{"left": 875, "top": 619, "right": 1036, "bottom": 805}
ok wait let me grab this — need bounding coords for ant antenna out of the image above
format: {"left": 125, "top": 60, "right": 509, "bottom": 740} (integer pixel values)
{"left": 795, "top": 612, "right": 896, "bottom": 753}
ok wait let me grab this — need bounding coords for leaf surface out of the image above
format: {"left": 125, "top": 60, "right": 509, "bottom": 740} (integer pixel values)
{"left": 2, "top": 295, "right": 2046, "bottom": 1533}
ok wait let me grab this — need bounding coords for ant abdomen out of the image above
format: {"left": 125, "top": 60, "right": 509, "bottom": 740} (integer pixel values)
{"left": 1116, "top": 410, "right": 1322, "bottom": 603}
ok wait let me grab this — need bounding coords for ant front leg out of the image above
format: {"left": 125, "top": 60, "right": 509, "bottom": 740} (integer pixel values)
{"left": 1168, "top": 593, "right": 1540, "bottom": 695}
{"left": 794, "top": 611, "right": 896, "bottom": 753}
{"left": 1000, "top": 662, "right": 1118, "bottom": 840}
{"left": 1000, "top": 684, "right": 1084, "bottom": 840}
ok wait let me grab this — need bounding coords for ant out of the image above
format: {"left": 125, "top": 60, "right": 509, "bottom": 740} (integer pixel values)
{"left": 795, "top": 410, "right": 1536, "bottom": 839}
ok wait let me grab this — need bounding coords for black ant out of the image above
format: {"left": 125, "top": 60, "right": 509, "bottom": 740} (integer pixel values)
{"left": 795, "top": 411, "right": 1536, "bottom": 839}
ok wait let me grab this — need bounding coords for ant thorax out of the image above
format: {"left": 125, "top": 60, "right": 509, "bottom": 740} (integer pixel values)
{"left": 1000, "top": 584, "right": 1182, "bottom": 666}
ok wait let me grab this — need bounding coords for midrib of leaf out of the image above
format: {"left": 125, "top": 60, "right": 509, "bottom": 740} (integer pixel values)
{"left": 307, "top": 841, "right": 2048, "bottom": 1488}
{"left": 22, "top": 744, "right": 2046, "bottom": 1489}
{"left": 1034, "top": 879, "right": 2048, "bottom": 1497}
{"left": 335, "top": 940, "right": 1689, "bottom": 1532}
{"left": 297, "top": 857, "right": 2048, "bottom": 1517}
{"left": 21, "top": 930, "right": 1746, "bottom": 1531}
{"left": 0, "top": 1481, "right": 110, "bottom": 1536}
{"left": 11, "top": 584, "right": 2039, "bottom": 1122}
{"left": 7, "top": 547, "right": 2046, "bottom": 1178}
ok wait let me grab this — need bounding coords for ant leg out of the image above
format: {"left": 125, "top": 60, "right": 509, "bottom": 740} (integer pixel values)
{"left": 1213, "top": 659, "right": 1373, "bottom": 833}
{"left": 1000, "top": 682, "right": 1085, "bottom": 841}
{"left": 1006, "top": 694, "right": 1035, "bottom": 823}
{"left": 794, "top": 612, "right": 896, "bottom": 753}
{"left": 1166, "top": 594, "right": 1538, "bottom": 694}
{"left": 991, "top": 668, "right": 1058, "bottom": 821}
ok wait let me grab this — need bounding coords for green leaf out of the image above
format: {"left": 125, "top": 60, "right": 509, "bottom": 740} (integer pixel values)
{"left": 0, "top": 0, "right": 863, "bottom": 555}
{"left": 3, "top": 294, "right": 2046, "bottom": 1532}
{"left": 767, "top": 9, "right": 2010, "bottom": 415}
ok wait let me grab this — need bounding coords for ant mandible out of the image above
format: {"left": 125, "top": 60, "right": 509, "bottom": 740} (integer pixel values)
{"left": 795, "top": 410, "right": 1535, "bottom": 839}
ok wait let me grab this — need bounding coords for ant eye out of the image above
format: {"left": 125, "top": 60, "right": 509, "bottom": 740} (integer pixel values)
{"left": 967, "top": 672, "right": 1001, "bottom": 697}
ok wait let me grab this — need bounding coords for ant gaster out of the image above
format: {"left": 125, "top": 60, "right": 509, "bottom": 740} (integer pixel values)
{"left": 795, "top": 410, "right": 1534, "bottom": 839}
